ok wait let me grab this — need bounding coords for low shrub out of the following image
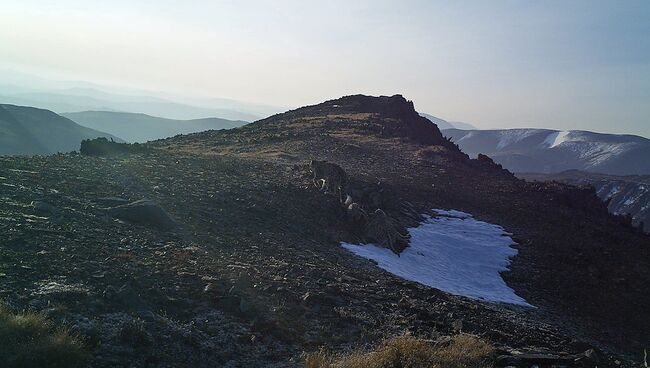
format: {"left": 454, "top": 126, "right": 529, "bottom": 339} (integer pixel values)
{"left": 80, "top": 137, "right": 151, "bottom": 156}
{"left": 304, "top": 334, "right": 494, "bottom": 368}
{"left": 0, "top": 303, "right": 89, "bottom": 368}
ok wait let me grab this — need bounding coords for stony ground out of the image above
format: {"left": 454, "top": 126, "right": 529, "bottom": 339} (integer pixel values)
{"left": 1, "top": 95, "right": 649, "bottom": 367}
{"left": 0, "top": 152, "right": 567, "bottom": 367}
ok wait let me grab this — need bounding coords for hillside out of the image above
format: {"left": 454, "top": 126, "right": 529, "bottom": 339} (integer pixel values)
{"left": 0, "top": 104, "right": 120, "bottom": 155}
{"left": 519, "top": 170, "right": 650, "bottom": 233}
{"left": 444, "top": 128, "right": 650, "bottom": 175}
{"left": 63, "top": 111, "right": 247, "bottom": 143}
{"left": 1, "top": 95, "right": 648, "bottom": 366}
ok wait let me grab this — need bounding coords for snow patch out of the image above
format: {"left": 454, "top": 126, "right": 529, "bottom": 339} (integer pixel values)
{"left": 543, "top": 131, "right": 571, "bottom": 148}
{"left": 540, "top": 131, "right": 636, "bottom": 167}
{"left": 341, "top": 209, "right": 532, "bottom": 306}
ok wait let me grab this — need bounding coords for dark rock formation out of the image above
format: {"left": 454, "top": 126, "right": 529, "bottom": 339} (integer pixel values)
{"left": 520, "top": 170, "right": 650, "bottom": 233}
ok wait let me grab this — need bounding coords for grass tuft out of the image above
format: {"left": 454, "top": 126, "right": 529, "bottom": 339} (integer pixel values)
{"left": 304, "top": 334, "right": 494, "bottom": 368}
{"left": 0, "top": 302, "right": 89, "bottom": 368}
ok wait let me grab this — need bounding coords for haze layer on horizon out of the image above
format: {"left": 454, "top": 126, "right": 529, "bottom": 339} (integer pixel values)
{"left": 1, "top": 0, "right": 649, "bottom": 137}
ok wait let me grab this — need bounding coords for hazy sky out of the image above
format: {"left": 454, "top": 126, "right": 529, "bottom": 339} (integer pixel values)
{"left": 1, "top": 0, "right": 649, "bottom": 136}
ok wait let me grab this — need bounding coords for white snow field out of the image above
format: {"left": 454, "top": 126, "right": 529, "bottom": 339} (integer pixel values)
{"left": 341, "top": 209, "right": 532, "bottom": 307}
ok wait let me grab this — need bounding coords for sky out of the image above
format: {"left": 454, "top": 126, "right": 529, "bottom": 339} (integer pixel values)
{"left": 1, "top": 0, "right": 649, "bottom": 136}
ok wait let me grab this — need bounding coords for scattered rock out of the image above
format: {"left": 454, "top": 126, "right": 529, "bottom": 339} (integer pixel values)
{"left": 107, "top": 199, "right": 177, "bottom": 230}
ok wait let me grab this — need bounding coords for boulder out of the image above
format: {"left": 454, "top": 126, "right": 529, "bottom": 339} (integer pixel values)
{"left": 31, "top": 200, "right": 54, "bottom": 215}
{"left": 107, "top": 199, "right": 177, "bottom": 230}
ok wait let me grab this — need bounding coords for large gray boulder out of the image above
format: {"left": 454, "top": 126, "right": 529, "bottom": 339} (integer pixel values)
{"left": 107, "top": 199, "right": 177, "bottom": 230}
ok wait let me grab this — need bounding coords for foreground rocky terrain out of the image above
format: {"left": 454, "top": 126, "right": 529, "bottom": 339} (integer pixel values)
{"left": 1, "top": 95, "right": 648, "bottom": 367}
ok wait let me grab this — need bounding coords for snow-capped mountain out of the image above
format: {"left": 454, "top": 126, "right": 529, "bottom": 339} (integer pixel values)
{"left": 444, "top": 128, "right": 650, "bottom": 175}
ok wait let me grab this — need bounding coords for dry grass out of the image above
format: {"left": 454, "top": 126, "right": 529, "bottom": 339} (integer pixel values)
{"left": 0, "top": 303, "right": 89, "bottom": 368}
{"left": 304, "top": 334, "right": 494, "bottom": 368}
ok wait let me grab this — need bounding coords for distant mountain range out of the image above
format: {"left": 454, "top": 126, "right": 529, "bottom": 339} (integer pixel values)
{"left": 419, "top": 113, "right": 475, "bottom": 130}
{"left": 0, "top": 69, "right": 283, "bottom": 121}
{"left": 444, "top": 128, "right": 650, "bottom": 176}
{"left": 0, "top": 104, "right": 120, "bottom": 155}
{"left": 519, "top": 170, "right": 650, "bottom": 233}
{"left": 63, "top": 111, "right": 248, "bottom": 143}
{"left": 0, "top": 89, "right": 263, "bottom": 122}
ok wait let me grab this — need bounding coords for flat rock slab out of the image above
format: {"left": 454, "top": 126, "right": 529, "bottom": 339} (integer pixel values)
{"left": 496, "top": 350, "right": 598, "bottom": 368}
{"left": 107, "top": 199, "right": 177, "bottom": 231}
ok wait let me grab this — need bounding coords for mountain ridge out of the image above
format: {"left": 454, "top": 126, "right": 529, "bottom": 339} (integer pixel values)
{"left": 63, "top": 110, "right": 248, "bottom": 143}
{"left": 251, "top": 94, "right": 462, "bottom": 151}
{"left": 0, "top": 70, "right": 283, "bottom": 121}
{"left": 444, "top": 127, "right": 650, "bottom": 175}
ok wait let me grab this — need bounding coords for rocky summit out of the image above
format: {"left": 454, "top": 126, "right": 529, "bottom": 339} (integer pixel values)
{"left": 1, "top": 94, "right": 649, "bottom": 367}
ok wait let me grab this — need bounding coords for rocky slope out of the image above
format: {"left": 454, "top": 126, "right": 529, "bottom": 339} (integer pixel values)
{"left": 63, "top": 111, "right": 247, "bottom": 143}
{"left": 519, "top": 170, "right": 650, "bottom": 233}
{"left": 444, "top": 128, "right": 650, "bottom": 175}
{"left": 0, "top": 104, "right": 120, "bottom": 155}
{"left": 1, "top": 94, "right": 648, "bottom": 366}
